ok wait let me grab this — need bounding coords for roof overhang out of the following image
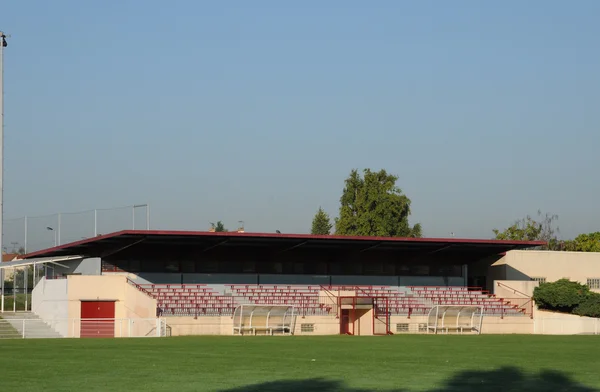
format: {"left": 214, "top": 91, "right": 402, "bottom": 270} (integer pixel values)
{"left": 0, "top": 255, "right": 83, "bottom": 269}
{"left": 21, "top": 230, "right": 546, "bottom": 261}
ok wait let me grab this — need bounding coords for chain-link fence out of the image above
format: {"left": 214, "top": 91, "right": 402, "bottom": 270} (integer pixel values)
{"left": 4, "top": 204, "right": 149, "bottom": 254}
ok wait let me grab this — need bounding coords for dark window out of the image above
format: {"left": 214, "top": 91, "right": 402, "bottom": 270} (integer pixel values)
{"left": 165, "top": 260, "right": 179, "bottom": 272}
{"left": 129, "top": 260, "right": 141, "bottom": 272}
{"left": 243, "top": 261, "right": 256, "bottom": 273}
{"left": 293, "top": 262, "right": 304, "bottom": 274}
{"left": 411, "top": 265, "right": 430, "bottom": 276}
{"left": 181, "top": 260, "right": 195, "bottom": 273}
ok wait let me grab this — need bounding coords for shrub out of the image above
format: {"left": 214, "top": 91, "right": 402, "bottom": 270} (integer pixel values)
{"left": 574, "top": 292, "right": 600, "bottom": 318}
{"left": 533, "top": 279, "right": 590, "bottom": 313}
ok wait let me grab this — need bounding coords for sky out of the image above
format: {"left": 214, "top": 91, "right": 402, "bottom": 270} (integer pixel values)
{"left": 1, "top": 1, "right": 599, "bottom": 251}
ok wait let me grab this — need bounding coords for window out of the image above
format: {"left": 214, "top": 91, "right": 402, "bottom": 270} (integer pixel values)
{"left": 396, "top": 323, "right": 409, "bottom": 333}
{"left": 300, "top": 324, "right": 314, "bottom": 333}
{"left": 532, "top": 277, "right": 547, "bottom": 284}
{"left": 587, "top": 278, "right": 600, "bottom": 290}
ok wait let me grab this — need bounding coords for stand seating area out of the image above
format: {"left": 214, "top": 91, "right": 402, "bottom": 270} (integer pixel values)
{"left": 138, "top": 284, "right": 236, "bottom": 316}
{"left": 132, "top": 282, "right": 527, "bottom": 317}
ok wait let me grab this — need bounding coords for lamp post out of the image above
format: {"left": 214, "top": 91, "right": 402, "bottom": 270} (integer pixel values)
{"left": 0, "top": 31, "right": 9, "bottom": 314}
{"left": 46, "top": 227, "right": 57, "bottom": 247}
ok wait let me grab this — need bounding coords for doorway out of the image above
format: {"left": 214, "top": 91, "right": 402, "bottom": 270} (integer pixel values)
{"left": 340, "top": 309, "right": 351, "bottom": 334}
{"left": 80, "top": 301, "right": 116, "bottom": 338}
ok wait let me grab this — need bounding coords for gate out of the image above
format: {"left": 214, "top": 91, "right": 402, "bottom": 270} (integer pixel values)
{"left": 372, "top": 297, "right": 391, "bottom": 335}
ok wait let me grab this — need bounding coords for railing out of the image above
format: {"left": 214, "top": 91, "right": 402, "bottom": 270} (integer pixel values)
{"left": 497, "top": 298, "right": 534, "bottom": 319}
{"left": 0, "top": 317, "right": 166, "bottom": 339}
{"left": 127, "top": 278, "right": 154, "bottom": 297}
{"left": 496, "top": 282, "right": 531, "bottom": 298}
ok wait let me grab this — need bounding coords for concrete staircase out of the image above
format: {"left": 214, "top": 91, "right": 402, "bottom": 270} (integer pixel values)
{"left": 0, "top": 312, "right": 63, "bottom": 338}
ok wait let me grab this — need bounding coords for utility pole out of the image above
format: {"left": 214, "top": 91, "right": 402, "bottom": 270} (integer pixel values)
{"left": 0, "top": 31, "right": 7, "bottom": 313}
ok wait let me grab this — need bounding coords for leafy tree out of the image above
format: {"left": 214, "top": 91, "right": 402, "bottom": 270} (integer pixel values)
{"left": 210, "top": 221, "right": 228, "bottom": 232}
{"left": 533, "top": 279, "right": 590, "bottom": 313}
{"left": 17, "top": 246, "right": 25, "bottom": 255}
{"left": 335, "top": 169, "right": 422, "bottom": 237}
{"left": 563, "top": 232, "right": 600, "bottom": 252}
{"left": 493, "top": 210, "right": 560, "bottom": 249}
{"left": 311, "top": 207, "right": 333, "bottom": 235}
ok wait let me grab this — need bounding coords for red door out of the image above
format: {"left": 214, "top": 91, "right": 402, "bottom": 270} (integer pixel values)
{"left": 81, "top": 301, "right": 115, "bottom": 338}
{"left": 340, "top": 309, "right": 351, "bottom": 334}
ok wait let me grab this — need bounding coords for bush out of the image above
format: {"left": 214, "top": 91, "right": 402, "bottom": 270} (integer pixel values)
{"left": 533, "top": 279, "right": 590, "bottom": 313}
{"left": 574, "top": 292, "right": 600, "bottom": 318}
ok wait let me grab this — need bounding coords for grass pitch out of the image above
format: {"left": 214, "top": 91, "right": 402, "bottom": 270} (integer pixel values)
{"left": 0, "top": 335, "right": 598, "bottom": 391}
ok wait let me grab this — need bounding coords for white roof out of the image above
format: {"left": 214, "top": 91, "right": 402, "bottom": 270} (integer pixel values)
{"left": 0, "top": 255, "right": 83, "bottom": 269}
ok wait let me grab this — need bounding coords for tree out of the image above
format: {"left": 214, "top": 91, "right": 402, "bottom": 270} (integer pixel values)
{"left": 311, "top": 207, "right": 333, "bottom": 235}
{"left": 492, "top": 210, "right": 560, "bottom": 250}
{"left": 335, "top": 168, "right": 422, "bottom": 237}
{"left": 563, "top": 232, "right": 600, "bottom": 252}
{"left": 210, "top": 221, "right": 227, "bottom": 232}
{"left": 574, "top": 292, "right": 600, "bottom": 318}
{"left": 533, "top": 279, "right": 590, "bottom": 313}
{"left": 17, "top": 246, "right": 25, "bottom": 255}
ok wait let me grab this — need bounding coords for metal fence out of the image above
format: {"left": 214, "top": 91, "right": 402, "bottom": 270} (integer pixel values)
{"left": 0, "top": 318, "right": 166, "bottom": 339}
{"left": 4, "top": 204, "right": 150, "bottom": 253}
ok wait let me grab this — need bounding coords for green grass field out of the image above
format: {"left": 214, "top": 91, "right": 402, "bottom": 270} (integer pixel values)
{"left": 0, "top": 335, "right": 598, "bottom": 391}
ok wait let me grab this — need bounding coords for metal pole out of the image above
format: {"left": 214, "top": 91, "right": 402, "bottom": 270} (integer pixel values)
{"left": 24, "top": 266, "right": 28, "bottom": 311}
{"left": 132, "top": 206, "right": 135, "bottom": 229}
{"left": 0, "top": 268, "right": 3, "bottom": 313}
{"left": 24, "top": 216, "right": 27, "bottom": 253}
{"left": 94, "top": 209, "right": 97, "bottom": 237}
{"left": 57, "top": 213, "right": 61, "bottom": 245}
{"left": 12, "top": 267, "right": 15, "bottom": 312}
{"left": 146, "top": 204, "right": 150, "bottom": 230}
{"left": 0, "top": 33, "right": 8, "bottom": 311}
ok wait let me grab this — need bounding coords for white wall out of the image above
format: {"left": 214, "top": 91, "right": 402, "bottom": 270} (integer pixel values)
{"left": 32, "top": 278, "right": 69, "bottom": 337}
{"left": 493, "top": 250, "right": 600, "bottom": 292}
{"left": 534, "top": 310, "right": 600, "bottom": 335}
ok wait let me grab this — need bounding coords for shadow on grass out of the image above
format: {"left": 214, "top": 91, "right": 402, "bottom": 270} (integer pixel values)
{"left": 219, "top": 367, "right": 598, "bottom": 392}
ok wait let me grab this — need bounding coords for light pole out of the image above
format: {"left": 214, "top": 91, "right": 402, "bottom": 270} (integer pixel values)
{"left": 46, "top": 227, "right": 57, "bottom": 247}
{"left": 0, "top": 31, "right": 9, "bottom": 314}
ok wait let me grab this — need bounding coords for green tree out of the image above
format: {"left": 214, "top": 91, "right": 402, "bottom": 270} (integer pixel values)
{"left": 563, "top": 232, "right": 600, "bottom": 252}
{"left": 311, "top": 207, "right": 333, "bottom": 235}
{"left": 210, "top": 221, "right": 228, "bottom": 232}
{"left": 574, "top": 292, "right": 600, "bottom": 318}
{"left": 335, "top": 168, "right": 422, "bottom": 237}
{"left": 492, "top": 210, "right": 560, "bottom": 249}
{"left": 533, "top": 279, "right": 590, "bottom": 313}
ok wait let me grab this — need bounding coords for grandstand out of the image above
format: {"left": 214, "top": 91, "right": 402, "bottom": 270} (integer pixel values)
{"left": 0, "top": 229, "right": 550, "bottom": 337}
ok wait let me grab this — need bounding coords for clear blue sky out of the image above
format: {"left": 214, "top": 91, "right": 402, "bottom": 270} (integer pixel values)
{"left": 1, "top": 1, "right": 599, "bottom": 249}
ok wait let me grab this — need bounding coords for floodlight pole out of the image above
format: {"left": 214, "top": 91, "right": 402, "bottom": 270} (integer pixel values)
{"left": 24, "top": 215, "right": 27, "bottom": 253}
{"left": 0, "top": 31, "right": 8, "bottom": 313}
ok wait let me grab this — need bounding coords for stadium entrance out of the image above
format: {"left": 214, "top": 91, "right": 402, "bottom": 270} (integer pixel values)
{"left": 338, "top": 296, "right": 391, "bottom": 335}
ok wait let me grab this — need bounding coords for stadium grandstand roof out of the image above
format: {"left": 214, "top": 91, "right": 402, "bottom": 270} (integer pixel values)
{"left": 23, "top": 230, "right": 545, "bottom": 260}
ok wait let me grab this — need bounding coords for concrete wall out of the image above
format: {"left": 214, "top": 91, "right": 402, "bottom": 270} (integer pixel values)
{"left": 534, "top": 310, "right": 600, "bottom": 335}
{"left": 60, "top": 258, "right": 101, "bottom": 276}
{"left": 493, "top": 280, "right": 539, "bottom": 298}
{"left": 41, "top": 275, "right": 158, "bottom": 337}
{"left": 31, "top": 278, "right": 69, "bottom": 337}
{"left": 492, "top": 250, "right": 600, "bottom": 292}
